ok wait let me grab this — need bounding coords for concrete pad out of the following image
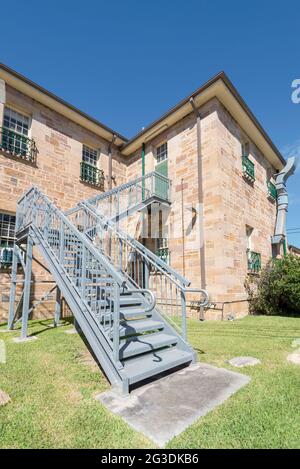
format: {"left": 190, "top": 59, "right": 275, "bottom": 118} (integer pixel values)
{"left": 227, "top": 356, "right": 261, "bottom": 367}
{"left": 291, "top": 338, "right": 300, "bottom": 348}
{"left": 0, "top": 328, "right": 15, "bottom": 333}
{"left": 64, "top": 328, "right": 78, "bottom": 335}
{"left": 96, "top": 363, "right": 250, "bottom": 447}
{"left": 12, "top": 336, "right": 38, "bottom": 343}
{"left": 287, "top": 349, "right": 300, "bottom": 365}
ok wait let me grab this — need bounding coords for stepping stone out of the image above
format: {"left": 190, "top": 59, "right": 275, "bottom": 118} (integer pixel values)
{"left": 287, "top": 349, "right": 300, "bottom": 365}
{"left": 64, "top": 328, "right": 78, "bottom": 335}
{"left": 227, "top": 356, "right": 261, "bottom": 367}
{"left": 291, "top": 338, "right": 300, "bottom": 348}
{"left": 12, "top": 336, "right": 38, "bottom": 344}
{"left": 0, "top": 390, "right": 11, "bottom": 406}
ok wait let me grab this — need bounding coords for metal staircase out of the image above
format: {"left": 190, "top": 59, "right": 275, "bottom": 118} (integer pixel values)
{"left": 8, "top": 184, "right": 208, "bottom": 394}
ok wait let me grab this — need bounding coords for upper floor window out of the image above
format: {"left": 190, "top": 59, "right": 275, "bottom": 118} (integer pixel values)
{"left": 82, "top": 144, "right": 98, "bottom": 167}
{"left": 241, "top": 141, "right": 250, "bottom": 157}
{"left": 3, "top": 107, "right": 29, "bottom": 137}
{"left": 80, "top": 144, "right": 104, "bottom": 188}
{"left": 0, "top": 212, "right": 16, "bottom": 268}
{"left": 156, "top": 142, "right": 168, "bottom": 163}
{"left": 1, "top": 107, "right": 37, "bottom": 163}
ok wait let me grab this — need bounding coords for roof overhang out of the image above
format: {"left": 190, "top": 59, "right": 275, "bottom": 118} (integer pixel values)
{"left": 121, "top": 72, "right": 285, "bottom": 171}
{"left": 0, "top": 63, "right": 127, "bottom": 146}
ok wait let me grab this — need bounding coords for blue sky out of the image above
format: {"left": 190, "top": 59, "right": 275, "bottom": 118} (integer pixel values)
{"left": 1, "top": 0, "right": 300, "bottom": 243}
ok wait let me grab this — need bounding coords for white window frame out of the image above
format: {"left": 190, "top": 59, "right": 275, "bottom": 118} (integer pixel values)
{"left": 82, "top": 144, "right": 99, "bottom": 167}
{"left": 3, "top": 105, "right": 31, "bottom": 138}
{"left": 156, "top": 142, "right": 168, "bottom": 164}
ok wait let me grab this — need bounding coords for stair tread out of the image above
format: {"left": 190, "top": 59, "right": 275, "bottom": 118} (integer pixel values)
{"left": 119, "top": 318, "right": 164, "bottom": 337}
{"left": 119, "top": 332, "right": 177, "bottom": 359}
{"left": 122, "top": 348, "right": 193, "bottom": 384}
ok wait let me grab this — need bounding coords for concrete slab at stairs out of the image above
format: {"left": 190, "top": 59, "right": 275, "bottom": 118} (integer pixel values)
{"left": 97, "top": 362, "right": 250, "bottom": 447}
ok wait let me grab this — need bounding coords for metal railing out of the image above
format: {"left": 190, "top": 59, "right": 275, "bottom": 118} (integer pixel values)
{"left": 67, "top": 171, "right": 171, "bottom": 221}
{"left": 267, "top": 181, "right": 277, "bottom": 200}
{"left": 16, "top": 186, "right": 141, "bottom": 362}
{"left": 67, "top": 201, "right": 209, "bottom": 340}
{"left": 80, "top": 161, "right": 104, "bottom": 188}
{"left": 247, "top": 250, "right": 261, "bottom": 273}
{"left": 0, "top": 126, "right": 37, "bottom": 164}
{"left": 242, "top": 156, "right": 255, "bottom": 182}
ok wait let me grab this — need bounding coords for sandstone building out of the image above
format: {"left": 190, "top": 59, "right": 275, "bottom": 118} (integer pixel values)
{"left": 0, "top": 63, "right": 285, "bottom": 322}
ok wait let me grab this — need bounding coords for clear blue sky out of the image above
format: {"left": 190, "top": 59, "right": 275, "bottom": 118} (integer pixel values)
{"left": 1, "top": 0, "right": 300, "bottom": 244}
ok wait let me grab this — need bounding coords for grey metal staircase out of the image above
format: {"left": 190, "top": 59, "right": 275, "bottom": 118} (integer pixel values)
{"left": 7, "top": 185, "right": 208, "bottom": 394}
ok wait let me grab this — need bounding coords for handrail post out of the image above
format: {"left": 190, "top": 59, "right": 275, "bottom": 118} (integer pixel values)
{"left": 113, "top": 282, "right": 120, "bottom": 362}
{"left": 181, "top": 290, "right": 187, "bottom": 341}
{"left": 21, "top": 232, "right": 33, "bottom": 340}
{"left": 7, "top": 243, "right": 19, "bottom": 330}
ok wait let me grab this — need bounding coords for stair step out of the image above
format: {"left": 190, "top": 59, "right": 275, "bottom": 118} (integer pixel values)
{"left": 120, "top": 306, "right": 150, "bottom": 318}
{"left": 99, "top": 308, "right": 150, "bottom": 322}
{"left": 119, "top": 332, "right": 177, "bottom": 359}
{"left": 123, "top": 348, "right": 193, "bottom": 385}
{"left": 119, "top": 318, "right": 164, "bottom": 337}
{"left": 119, "top": 296, "right": 143, "bottom": 306}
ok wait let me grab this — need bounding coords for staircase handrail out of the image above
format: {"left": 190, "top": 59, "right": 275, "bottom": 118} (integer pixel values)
{"left": 80, "top": 200, "right": 191, "bottom": 291}
{"left": 65, "top": 171, "right": 170, "bottom": 216}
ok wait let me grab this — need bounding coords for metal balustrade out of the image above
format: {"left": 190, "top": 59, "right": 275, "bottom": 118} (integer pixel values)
{"left": 242, "top": 156, "right": 255, "bottom": 182}
{"left": 0, "top": 127, "right": 37, "bottom": 164}
{"left": 267, "top": 181, "right": 277, "bottom": 200}
{"left": 15, "top": 187, "right": 127, "bottom": 361}
{"left": 67, "top": 171, "right": 171, "bottom": 221}
{"left": 80, "top": 161, "right": 104, "bottom": 188}
{"left": 247, "top": 250, "right": 261, "bottom": 273}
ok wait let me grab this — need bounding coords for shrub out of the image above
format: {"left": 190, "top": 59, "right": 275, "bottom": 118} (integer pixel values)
{"left": 245, "top": 254, "right": 300, "bottom": 316}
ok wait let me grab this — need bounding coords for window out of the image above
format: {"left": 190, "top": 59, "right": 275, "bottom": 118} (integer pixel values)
{"left": 80, "top": 145, "right": 104, "bottom": 188}
{"left": 246, "top": 225, "right": 253, "bottom": 251}
{"left": 241, "top": 141, "right": 249, "bottom": 157}
{"left": 0, "top": 212, "right": 16, "bottom": 267}
{"left": 246, "top": 225, "right": 261, "bottom": 272}
{"left": 3, "top": 107, "right": 29, "bottom": 137}
{"left": 1, "top": 107, "right": 36, "bottom": 162}
{"left": 156, "top": 142, "right": 168, "bottom": 163}
{"left": 82, "top": 144, "right": 98, "bottom": 167}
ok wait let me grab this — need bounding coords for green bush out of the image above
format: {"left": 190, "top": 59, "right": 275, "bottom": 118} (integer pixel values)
{"left": 245, "top": 254, "right": 300, "bottom": 316}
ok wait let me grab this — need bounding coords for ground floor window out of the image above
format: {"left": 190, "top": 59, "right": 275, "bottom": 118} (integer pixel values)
{"left": 0, "top": 212, "right": 16, "bottom": 267}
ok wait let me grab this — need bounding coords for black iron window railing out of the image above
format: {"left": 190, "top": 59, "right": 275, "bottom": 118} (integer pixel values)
{"left": 155, "top": 247, "right": 170, "bottom": 264}
{"left": 80, "top": 161, "right": 104, "bottom": 188}
{"left": 242, "top": 156, "right": 255, "bottom": 182}
{"left": 247, "top": 250, "right": 261, "bottom": 273}
{"left": 0, "top": 126, "right": 37, "bottom": 163}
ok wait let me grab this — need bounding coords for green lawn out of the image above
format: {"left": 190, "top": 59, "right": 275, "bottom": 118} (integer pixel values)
{"left": 0, "top": 315, "right": 299, "bottom": 449}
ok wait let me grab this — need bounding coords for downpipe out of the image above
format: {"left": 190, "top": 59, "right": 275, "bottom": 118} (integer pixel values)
{"left": 271, "top": 157, "right": 296, "bottom": 256}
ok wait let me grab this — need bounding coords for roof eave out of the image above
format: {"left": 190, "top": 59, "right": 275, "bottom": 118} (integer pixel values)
{"left": 0, "top": 63, "right": 128, "bottom": 146}
{"left": 121, "top": 72, "right": 285, "bottom": 171}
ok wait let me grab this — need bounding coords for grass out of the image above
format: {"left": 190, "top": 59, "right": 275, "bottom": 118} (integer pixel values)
{"left": 0, "top": 315, "right": 300, "bottom": 449}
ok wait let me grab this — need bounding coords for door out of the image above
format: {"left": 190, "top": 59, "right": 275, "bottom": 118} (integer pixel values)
{"left": 155, "top": 143, "right": 168, "bottom": 200}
